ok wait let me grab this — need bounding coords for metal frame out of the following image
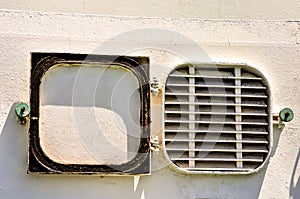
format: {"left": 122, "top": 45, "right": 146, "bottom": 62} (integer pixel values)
{"left": 29, "top": 53, "right": 151, "bottom": 175}
{"left": 162, "top": 62, "right": 273, "bottom": 175}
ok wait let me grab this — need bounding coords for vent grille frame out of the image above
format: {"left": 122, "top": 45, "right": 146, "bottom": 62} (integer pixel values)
{"left": 162, "top": 63, "right": 272, "bottom": 174}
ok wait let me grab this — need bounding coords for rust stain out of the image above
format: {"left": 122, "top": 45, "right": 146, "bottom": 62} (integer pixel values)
{"left": 150, "top": 84, "right": 164, "bottom": 148}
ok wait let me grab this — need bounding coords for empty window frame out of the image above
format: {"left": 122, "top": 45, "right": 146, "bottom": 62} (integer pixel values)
{"left": 29, "top": 53, "right": 150, "bottom": 175}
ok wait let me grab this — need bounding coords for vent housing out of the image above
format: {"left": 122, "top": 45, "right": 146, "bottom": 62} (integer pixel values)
{"left": 164, "top": 64, "right": 271, "bottom": 174}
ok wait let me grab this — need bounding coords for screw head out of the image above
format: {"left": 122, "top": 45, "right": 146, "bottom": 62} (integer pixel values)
{"left": 15, "top": 102, "right": 30, "bottom": 119}
{"left": 279, "top": 108, "right": 294, "bottom": 122}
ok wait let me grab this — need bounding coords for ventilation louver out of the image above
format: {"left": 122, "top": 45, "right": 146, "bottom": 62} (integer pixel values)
{"left": 164, "top": 64, "right": 270, "bottom": 173}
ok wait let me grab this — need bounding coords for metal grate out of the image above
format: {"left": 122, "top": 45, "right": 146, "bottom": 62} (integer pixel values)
{"left": 164, "top": 64, "right": 270, "bottom": 173}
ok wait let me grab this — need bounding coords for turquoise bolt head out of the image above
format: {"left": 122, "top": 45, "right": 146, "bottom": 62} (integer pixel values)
{"left": 15, "top": 102, "right": 30, "bottom": 124}
{"left": 279, "top": 108, "right": 294, "bottom": 122}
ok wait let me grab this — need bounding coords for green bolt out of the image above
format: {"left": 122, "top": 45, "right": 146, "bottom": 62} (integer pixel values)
{"left": 15, "top": 102, "right": 30, "bottom": 124}
{"left": 279, "top": 108, "right": 294, "bottom": 122}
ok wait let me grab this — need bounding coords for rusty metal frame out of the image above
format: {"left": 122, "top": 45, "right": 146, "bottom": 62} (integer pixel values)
{"left": 29, "top": 53, "right": 150, "bottom": 175}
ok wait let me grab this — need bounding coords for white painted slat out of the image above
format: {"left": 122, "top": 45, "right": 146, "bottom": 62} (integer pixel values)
{"left": 165, "top": 139, "right": 268, "bottom": 144}
{"left": 171, "top": 158, "right": 263, "bottom": 162}
{"left": 234, "top": 67, "right": 243, "bottom": 168}
{"left": 164, "top": 129, "right": 268, "bottom": 135}
{"left": 165, "top": 110, "right": 268, "bottom": 116}
{"left": 186, "top": 168, "right": 252, "bottom": 171}
{"left": 166, "top": 148, "right": 269, "bottom": 153}
{"left": 165, "top": 120, "right": 268, "bottom": 125}
{"left": 166, "top": 83, "right": 267, "bottom": 90}
{"left": 188, "top": 65, "right": 196, "bottom": 168}
{"left": 165, "top": 92, "right": 267, "bottom": 98}
{"left": 165, "top": 101, "right": 267, "bottom": 107}
{"left": 169, "top": 74, "right": 262, "bottom": 80}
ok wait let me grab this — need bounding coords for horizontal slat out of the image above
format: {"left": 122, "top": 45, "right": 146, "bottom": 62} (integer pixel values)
{"left": 165, "top": 110, "right": 268, "bottom": 116}
{"left": 185, "top": 168, "right": 252, "bottom": 171}
{"left": 166, "top": 83, "right": 266, "bottom": 90}
{"left": 164, "top": 129, "right": 268, "bottom": 135}
{"left": 164, "top": 101, "right": 267, "bottom": 107}
{"left": 169, "top": 74, "right": 262, "bottom": 80}
{"left": 165, "top": 120, "right": 268, "bottom": 125}
{"left": 165, "top": 139, "right": 268, "bottom": 144}
{"left": 165, "top": 92, "right": 267, "bottom": 98}
{"left": 166, "top": 148, "right": 269, "bottom": 153}
{"left": 171, "top": 157, "right": 263, "bottom": 162}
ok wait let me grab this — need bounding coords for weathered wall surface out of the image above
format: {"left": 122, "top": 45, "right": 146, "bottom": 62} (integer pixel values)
{"left": 0, "top": 0, "right": 300, "bottom": 20}
{"left": 0, "top": 7, "right": 299, "bottom": 199}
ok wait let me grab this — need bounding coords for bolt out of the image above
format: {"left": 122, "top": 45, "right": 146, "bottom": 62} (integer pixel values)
{"left": 15, "top": 102, "right": 30, "bottom": 125}
{"left": 20, "top": 106, "right": 25, "bottom": 114}
{"left": 284, "top": 112, "right": 290, "bottom": 120}
{"left": 279, "top": 108, "right": 294, "bottom": 122}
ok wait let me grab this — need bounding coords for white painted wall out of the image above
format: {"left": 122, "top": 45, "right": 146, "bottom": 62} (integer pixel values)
{"left": 0, "top": 0, "right": 300, "bottom": 20}
{"left": 0, "top": 7, "right": 299, "bottom": 199}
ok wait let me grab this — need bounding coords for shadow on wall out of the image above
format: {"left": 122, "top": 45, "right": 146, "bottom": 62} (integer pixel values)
{"left": 271, "top": 126, "right": 283, "bottom": 157}
{"left": 0, "top": 102, "right": 287, "bottom": 199}
{"left": 0, "top": 102, "right": 30, "bottom": 198}
{"left": 0, "top": 103, "right": 145, "bottom": 199}
{"left": 290, "top": 148, "right": 300, "bottom": 199}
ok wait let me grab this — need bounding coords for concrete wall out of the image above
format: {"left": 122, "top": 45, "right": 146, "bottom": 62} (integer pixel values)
{"left": 0, "top": 2, "right": 300, "bottom": 199}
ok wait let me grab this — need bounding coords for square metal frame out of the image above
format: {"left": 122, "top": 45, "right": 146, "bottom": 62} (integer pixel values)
{"left": 29, "top": 53, "right": 150, "bottom": 175}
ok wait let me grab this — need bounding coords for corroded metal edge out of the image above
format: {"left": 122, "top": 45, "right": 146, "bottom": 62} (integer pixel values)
{"left": 29, "top": 53, "right": 151, "bottom": 175}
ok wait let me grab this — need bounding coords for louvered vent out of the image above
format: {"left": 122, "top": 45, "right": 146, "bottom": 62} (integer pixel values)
{"left": 164, "top": 64, "right": 270, "bottom": 173}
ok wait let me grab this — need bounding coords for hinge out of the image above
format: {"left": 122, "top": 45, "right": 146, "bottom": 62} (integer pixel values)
{"left": 150, "top": 78, "right": 161, "bottom": 96}
{"left": 150, "top": 136, "right": 160, "bottom": 154}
